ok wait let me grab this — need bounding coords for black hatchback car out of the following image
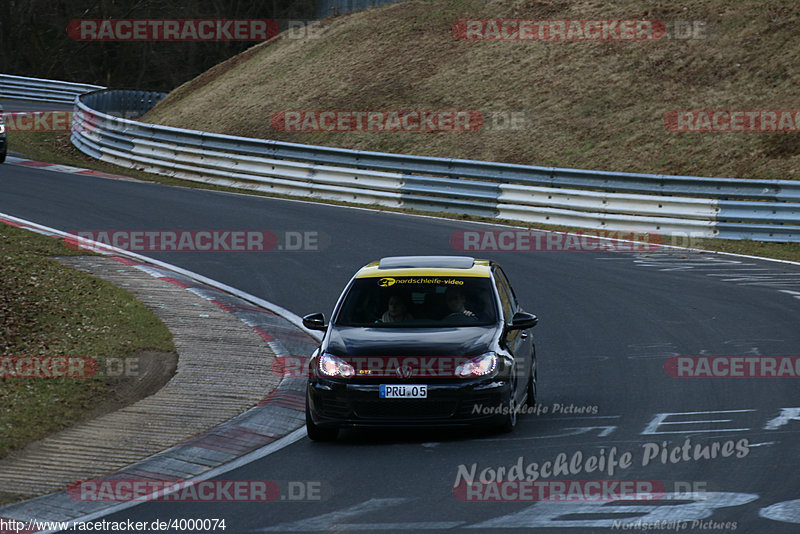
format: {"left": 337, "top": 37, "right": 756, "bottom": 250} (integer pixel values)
{"left": 302, "top": 255, "right": 538, "bottom": 441}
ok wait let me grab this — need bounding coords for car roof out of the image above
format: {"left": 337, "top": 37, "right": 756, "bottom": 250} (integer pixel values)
{"left": 355, "top": 256, "right": 492, "bottom": 278}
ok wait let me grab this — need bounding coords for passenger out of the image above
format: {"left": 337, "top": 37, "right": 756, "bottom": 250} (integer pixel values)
{"left": 380, "top": 293, "right": 414, "bottom": 323}
{"left": 444, "top": 287, "right": 478, "bottom": 321}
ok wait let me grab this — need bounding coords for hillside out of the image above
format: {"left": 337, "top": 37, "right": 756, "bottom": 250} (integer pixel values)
{"left": 143, "top": 0, "right": 800, "bottom": 180}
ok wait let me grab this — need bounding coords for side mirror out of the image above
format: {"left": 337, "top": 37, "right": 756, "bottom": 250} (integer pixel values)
{"left": 302, "top": 312, "right": 328, "bottom": 331}
{"left": 508, "top": 311, "right": 538, "bottom": 330}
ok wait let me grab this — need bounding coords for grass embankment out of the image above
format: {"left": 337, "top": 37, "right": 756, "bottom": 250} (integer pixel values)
{"left": 144, "top": 0, "right": 800, "bottom": 181}
{"left": 7, "top": 0, "right": 800, "bottom": 261}
{"left": 0, "top": 224, "right": 175, "bottom": 467}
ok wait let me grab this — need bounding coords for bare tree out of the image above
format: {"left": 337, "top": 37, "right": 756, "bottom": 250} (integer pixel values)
{"left": 2, "top": 0, "right": 316, "bottom": 91}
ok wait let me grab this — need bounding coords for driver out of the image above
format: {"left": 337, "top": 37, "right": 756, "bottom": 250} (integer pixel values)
{"left": 444, "top": 287, "right": 478, "bottom": 321}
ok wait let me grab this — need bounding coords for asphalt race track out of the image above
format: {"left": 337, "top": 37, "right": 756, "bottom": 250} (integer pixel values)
{"left": 1, "top": 98, "right": 74, "bottom": 112}
{"left": 2, "top": 136, "right": 800, "bottom": 531}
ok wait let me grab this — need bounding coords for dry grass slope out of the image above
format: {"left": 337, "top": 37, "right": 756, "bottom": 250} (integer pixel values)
{"left": 143, "top": 0, "right": 800, "bottom": 180}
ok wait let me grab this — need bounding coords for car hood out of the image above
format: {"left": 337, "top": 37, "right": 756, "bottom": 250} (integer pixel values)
{"left": 324, "top": 325, "right": 497, "bottom": 359}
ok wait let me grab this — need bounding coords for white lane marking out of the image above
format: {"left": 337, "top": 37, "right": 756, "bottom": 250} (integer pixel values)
{"left": 42, "top": 428, "right": 307, "bottom": 533}
{"left": 764, "top": 407, "right": 800, "bottom": 430}
{"left": 642, "top": 409, "right": 755, "bottom": 435}
{"left": 466, "top": 492, "right": 759, "bottom": 528}
{"left": 761, "top": 498, "right": 800, "bottom": 524}
{"left": 617, "top": 251, "right": 800, "bottom": 295}
{"left": 711, "top": 275, "right": 800, "bottom": 282}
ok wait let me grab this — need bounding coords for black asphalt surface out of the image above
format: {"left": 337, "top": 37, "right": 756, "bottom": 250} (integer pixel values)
{"left": 1, "top": 157, "right": 800, "bottom": 532}
{"left": 1, "top": 98, "right": 74, "bottom": 112}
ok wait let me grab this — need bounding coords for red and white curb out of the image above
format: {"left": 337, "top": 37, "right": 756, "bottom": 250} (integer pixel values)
{"left": 6, "top": 155, "right": 135, "bottom": 181}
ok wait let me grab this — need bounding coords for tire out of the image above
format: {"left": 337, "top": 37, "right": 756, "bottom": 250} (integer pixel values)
{"left": 497, "top": 376, "right": 518, "bottom": 434}
{"left": 306, "top": 400, "right": 338, "bottom": 442}
{"left": 525, "top": 360, "right": 537, "bottom": 409}
{"left": 0, "top": 149, "right": 6, "bottom": 164}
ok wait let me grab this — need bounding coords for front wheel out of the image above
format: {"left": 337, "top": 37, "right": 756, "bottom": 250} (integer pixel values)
{"left": 497, "top": 378, "right": 518, "bottom": 434}
{"left": 306, "top": 400, "right": 338, "bottom": 442}
{"left": 525, "top": 360, "right": 537, "bottom": 409}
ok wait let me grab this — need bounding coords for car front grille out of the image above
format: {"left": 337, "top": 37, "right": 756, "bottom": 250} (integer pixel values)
{"left": 354, "top": 400, "right": 458, "bottom": 419}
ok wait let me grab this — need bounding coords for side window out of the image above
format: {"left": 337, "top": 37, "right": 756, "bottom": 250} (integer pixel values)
{"left": 493, "top": 269, "right": 514, "bottom": 322}
{"left": 496, "top": 268, "right": 520, "bottom": 308}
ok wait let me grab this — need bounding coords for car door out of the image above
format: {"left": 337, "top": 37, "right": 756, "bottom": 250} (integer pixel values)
{"left": 493, "top": 266, "right": 533, "bottom": 402}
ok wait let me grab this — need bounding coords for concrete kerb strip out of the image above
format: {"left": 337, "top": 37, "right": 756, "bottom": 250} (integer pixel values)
{"left": 0, "top": 213, "right": 321, "bottom": 528}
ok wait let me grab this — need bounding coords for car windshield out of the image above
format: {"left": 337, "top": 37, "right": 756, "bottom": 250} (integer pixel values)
{"left": 335, "top": 276, "right": 498, "bottom": 327}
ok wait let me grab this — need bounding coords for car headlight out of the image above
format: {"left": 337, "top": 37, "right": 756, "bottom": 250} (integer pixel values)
{"left": 0, "top": 123, "right": 5, "bottom": 134}
{"left": 319, "top": 353, "right": 355, "bottom": 378}
{"left": 455, "top": 352, "right": 497, "bottom": 378}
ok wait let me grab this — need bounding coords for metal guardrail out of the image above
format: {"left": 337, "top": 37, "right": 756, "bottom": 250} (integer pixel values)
{"left": 4, "top": 75, "right": 797, "bottom": 242}
{"left": 77, "top": 89, "right": 167, "bottom": 119}
{"left": 0, "top": 74, "right": 104, "bottom": 104}
{"left": 69, "top": 88, "right": 800, "bottom": 242}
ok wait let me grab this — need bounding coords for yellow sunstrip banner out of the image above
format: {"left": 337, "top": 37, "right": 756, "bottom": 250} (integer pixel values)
{"left": 356, "top": 266, "right": 491, "bottom": 279}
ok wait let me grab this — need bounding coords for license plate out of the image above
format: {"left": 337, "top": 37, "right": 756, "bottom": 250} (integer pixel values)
{"left": 379, "top": 384, "right": 427, "bottom": 399}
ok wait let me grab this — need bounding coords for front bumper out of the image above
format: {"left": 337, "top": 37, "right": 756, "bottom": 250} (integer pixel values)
{"left": 307, "top": 376, "right": 512, "bottom": 428}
